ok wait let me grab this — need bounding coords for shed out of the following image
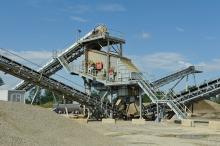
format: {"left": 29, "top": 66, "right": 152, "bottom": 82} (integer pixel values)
{"left": 0, "top": 90, "right": 25, "bottom": 103}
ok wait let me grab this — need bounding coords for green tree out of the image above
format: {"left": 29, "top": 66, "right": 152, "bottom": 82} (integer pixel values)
{"left": 27, "top": 87, "right": 42, "bottom": 104}
{"left": 40, "top": 89, "right": 63, "bottom": 108}
{"left": 142, "top": 94, "right": 151, "bottom": 103}
{"left": 41, "top": 89, "right": 54, "bottom": 104}
{"left": 142, "top": 91, "right": 165, "bottom": 103}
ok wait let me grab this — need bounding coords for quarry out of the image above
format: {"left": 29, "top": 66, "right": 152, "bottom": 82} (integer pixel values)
{"left": 0, "top": 25, "right": 220, "bottom": 146}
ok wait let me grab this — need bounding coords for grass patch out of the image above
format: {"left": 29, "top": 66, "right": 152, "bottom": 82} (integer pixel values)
{"left": 39, "top": 102, "right": 53, "bottom": 108}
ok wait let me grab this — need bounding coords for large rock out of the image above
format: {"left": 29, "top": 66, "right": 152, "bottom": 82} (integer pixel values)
{"left": 132, "top": 119, "right": 146, "bottom": 125}
{"left": 102, "top": 118, "right": 116, "bottom": 124}
{"left": 181, "top": 119, "right": 195, "bottom": 127}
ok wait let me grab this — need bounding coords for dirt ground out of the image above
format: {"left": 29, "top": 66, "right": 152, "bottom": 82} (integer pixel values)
{"left": 88, "top": 100, "right": 220, "bottom": 146}
{"left": 87, "top": 121, "right": 220, "bottom": 146}
{"left": 0, "top": 100, "right": 220, "bottom": 146}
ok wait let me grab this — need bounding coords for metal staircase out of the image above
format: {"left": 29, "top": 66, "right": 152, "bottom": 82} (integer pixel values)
{"left": 165, "top": 90, "right": 188, "bottom": 119}
{"left": 135, "top": 73, "right": 158, "bottom": 103}
{"left": 135, "top": 73, "right": 187, "bottom": 119}
{"left": 158, "top": 77, "right": 220, "bottom": 119}
{"left": 142, "top": 77, "right": 220, "bottom": 120}
{"left": 166, "top": 100, "right": 187, "bottom": 119}
{"left": 152, "top": 66, "right": 202, "bottom": 88}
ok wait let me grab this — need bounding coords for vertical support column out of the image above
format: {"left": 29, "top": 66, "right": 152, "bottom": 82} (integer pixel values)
{"left": 106, "top": 39, "right": 110, "bottom": 81}
{"left": 63, "top": 95, "right": 68, "bottom": 117}
{"left": 101, "top": 91, "right": 108, "bottom": 110}
{"left": 119, "top": 43, "right": 123, "bottom": 56}
{"left": 83, "top": 77, "right": 91, "bottom": 95}
{"left": 193, "top": 73, "right": 197, "bottom": 86}
{"left": 52, "top": 92, "right": 57, "bottom": 104}
{"left": 185, "top": 75, "right": 189, "bottom": 91}
{"left": 83, "top": 105, "right": 86, "bottom": 116}
{"left": 109, "top": 87, "right": 113, "bottom": 119}
{"left": 84, "top": 47, "right": 88, "bottom": 74}
{"left": 139, "top": 95, "right": 142, "bottom": 119}
{"left": 156, "top": 100, "right": 159, "bottom": 123}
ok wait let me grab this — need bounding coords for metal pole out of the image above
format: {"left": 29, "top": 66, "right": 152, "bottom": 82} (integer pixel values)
{"left": 84, "top": 47, "right": 88, "bottom": 74}
{"left": 31, "top": 86, "right": 40, "bottom": 105}
{"left": 109, "top": 88, "right": 113, "bottom": 119}
{"left": 119, "top": 43, "right": 123, "bottom": 56}
{"left": 156, "top": 100, "right": 159, "bottom": 123}
{"left": 139, "top": 95, "right": 142, "bottom": 119}
{"left": 83, "top": 105, "right": 86, "bottom": 116}
{"left": 52, "top": 92, "right": 57, "bottom": 104}
{"left": 185, "top": 75, "right": 189, "bottom": 91}
{"left": 193, "top": 73, "right": 197, "bottom": 86}
{"left": 63, "top": 95, "right": 68, "bottom": 117}
{"left": 106, "top": 39, "right": 110, "bottom": 81}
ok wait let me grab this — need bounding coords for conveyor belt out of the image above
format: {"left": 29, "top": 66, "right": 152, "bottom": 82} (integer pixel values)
{"left": 0, "top": 54, "right": 99, "bottom": 109}
{"left": 174, "top": 77, "right": 220, "bottom": 104}
{"left": 15, "top": 25, "right": 125, "bottom": 91}
{"left": 142, "top": 77, "right": 220, "bottom": 120}
{"left": 152, "top": 66, "right": 202, "bottom": 88}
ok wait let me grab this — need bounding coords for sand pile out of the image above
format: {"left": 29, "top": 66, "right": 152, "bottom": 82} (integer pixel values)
{"left": 189, "top": 100, "right": 220, "bottom": 119}
{"left": 0, "top": 101, "right": 121, "bottom": 146}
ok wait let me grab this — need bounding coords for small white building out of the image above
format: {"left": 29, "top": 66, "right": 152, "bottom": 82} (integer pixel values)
{"left": 0, "top": 90, "right": 25, "bottom": 103}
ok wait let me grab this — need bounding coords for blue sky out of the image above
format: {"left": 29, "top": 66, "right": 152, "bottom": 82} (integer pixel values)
{"left": 1, "top": 0, "right": 220, "bottom": 90}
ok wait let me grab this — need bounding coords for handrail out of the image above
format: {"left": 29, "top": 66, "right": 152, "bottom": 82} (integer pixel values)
{"left": 169, "top": 90, "right": 192, "bottom": 114}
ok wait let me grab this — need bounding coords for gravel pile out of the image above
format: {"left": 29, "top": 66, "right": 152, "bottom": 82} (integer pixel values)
{"left": 0, "top": 101, "right": 121, "bottom": 146}
{"left": 189, "top": 100, "right": 220, "bottom": 120}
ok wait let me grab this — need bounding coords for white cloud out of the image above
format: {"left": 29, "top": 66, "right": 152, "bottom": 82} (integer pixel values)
{"left": 97, "top": 4, "right": 126, "bottom": 12}
{"left": 0, "top": 49, "right": 51, "bottom": 61}
{"left": 70, "top": 16, "right": 88, "bottom": 23}
{"left": 176, "top": 27, "right": 185, "bottom": 32}
{"left": 61, "top": 3, "right": 126, "bottom": 14}
{"left": 129, "top": 52, "right": 192, "bottom": 73}
{"left": 141, "top": 32, "right": 151, "bottom": 39}
{"left": 204, "top": 36, "right": 216, "bottom": 40}
{"left": 72, "top": 5, "right": 90, "bottom": 14}
{"left": 0, "top": 49, "right": 52, "bottom": 70}
{"left": 197, "top": 59, "right": 220, "bottom": 72}
{"left": 61, "top": 5, "right": 90, "bottom": 14}
{"left": 129, "top": 52, "right": 220, "bottom": 76}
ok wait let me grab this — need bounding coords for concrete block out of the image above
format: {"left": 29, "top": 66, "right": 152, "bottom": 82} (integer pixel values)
{"left": 73, "top": 119, "right": 88, "bottom": 123}
{"left": 102, "top": 118, "right": 116, "bottom": 124}
{"left": 209, "top": 121, "right": 220, "bottom": 130}
{"left": 132, "top": 119, "right": 146, "bottom": 125}
{"left": 181, "top": 119, "right": 195, "bottom": 127}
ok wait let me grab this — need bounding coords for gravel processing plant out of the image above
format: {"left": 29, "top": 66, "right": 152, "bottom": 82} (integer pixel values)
{"left": 0, "top": 25, "right": 220, "bottom": 146}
